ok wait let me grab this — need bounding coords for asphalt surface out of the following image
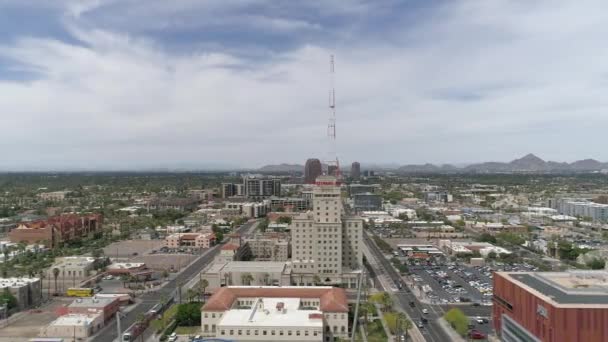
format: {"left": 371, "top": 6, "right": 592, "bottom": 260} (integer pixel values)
{"left": 92, "top": 221, "right": 257, "bottom": 342}
{"left": 363, "top": 231, "right": 450, "bottom": 342}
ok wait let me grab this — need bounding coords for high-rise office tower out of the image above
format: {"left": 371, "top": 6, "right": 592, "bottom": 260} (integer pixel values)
{"left": 351, "top": 162, "right": 361, "bottom": 180}
{"left": 304, "top": 158, "right": 322, "bottom": 184}
{"left": 290, "top": 175, "right": 363, "bottom": 288}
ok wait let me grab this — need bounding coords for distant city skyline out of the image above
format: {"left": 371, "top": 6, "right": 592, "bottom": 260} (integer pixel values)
{"left": 2, "top": 1, "right": 608, "bottom": 169}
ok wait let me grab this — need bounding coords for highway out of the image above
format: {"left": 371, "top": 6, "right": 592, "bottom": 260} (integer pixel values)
{"left": 92, "top": 221, "right": 257, "bottom": 342}
{"left": 363, "top": 231, "right": 450, "bottom": 342}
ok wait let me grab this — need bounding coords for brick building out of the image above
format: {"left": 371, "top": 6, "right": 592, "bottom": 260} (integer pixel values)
{"left": 493, "top": 270, "right": 608, "bottom": 342}
{"left": 9, "top": 214, "right": 103, "bottom": 247}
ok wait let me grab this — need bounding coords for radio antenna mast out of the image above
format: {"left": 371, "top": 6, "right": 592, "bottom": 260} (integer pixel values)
{"left": 327, "top": 54, "right": 341, "bottom": 180}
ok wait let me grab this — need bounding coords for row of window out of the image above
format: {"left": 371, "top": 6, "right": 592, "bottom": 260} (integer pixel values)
{"left": 221, "top": 329, "right": 321, "bottom": 337}
{"left": 203, "top": 312, "right": 222, "bottom": 319}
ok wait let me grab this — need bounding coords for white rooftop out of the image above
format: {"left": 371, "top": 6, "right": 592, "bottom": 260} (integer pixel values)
{"left": 107, "top": 262, "right": 145, "bottom": 270}
{"left": 49, "top": 313, "right": 101, "bottom": 327}
{"left": 219, "top": 297, "right": 323, "bottom": 328}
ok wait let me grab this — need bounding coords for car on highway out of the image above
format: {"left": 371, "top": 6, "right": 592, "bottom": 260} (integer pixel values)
{"left": 416, "top": 320, "right": 424, "bottom": 328}
{"left": 102, "top": 275, "right": 113, "bottom": 280}
{"left": 469, "top": 330, "right": 486, "bottom": 339}
{"left": 422, "top": 308, "right": 428, "bottom": 314}
{"left": 409, "top": 301, "right": 415, "bottom": 307}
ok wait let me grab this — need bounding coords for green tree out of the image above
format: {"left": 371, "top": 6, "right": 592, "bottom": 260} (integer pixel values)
{"left": 175, "top": 302, "right": 202, "bottom": 326}
{"left": 0, "top": 288, "right": 18, "bottom": 310}
{"left": 444, "top": 308, "right": 468, "bottom": 336}
{"left": 587, "top": 258, "right": 606, "bottom": 270}
{"left": 186, "top": 288, "right": 197, "bottom": 303}
{"left": 477, "top": 233, "right": 497, "bottom": 244}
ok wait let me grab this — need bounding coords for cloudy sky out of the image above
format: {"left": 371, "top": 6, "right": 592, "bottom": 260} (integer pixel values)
{"left": 1, "top": 0, "right": 608, "bottom": 170}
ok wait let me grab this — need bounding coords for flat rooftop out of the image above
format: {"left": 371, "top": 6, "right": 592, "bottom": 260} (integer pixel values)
{"left": 503, "top": 271, "right": 608, "bottom": 306}
{"left": 49, "top": 313, "right": 101, "bottom": 326}
{"left": 219, "top": 297, "right": 323, "bottom": 328}
{"left": 68, "top": 297, "right": 116, "bottom": 308}
{"left": 208, "top": 261, "right": 288, "bottom": 274}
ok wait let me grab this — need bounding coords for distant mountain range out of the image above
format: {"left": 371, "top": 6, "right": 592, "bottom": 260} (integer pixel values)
{"left": 399, "top": 154, "right": 608, "bottom": 173}
{"left": 258, "top": 154, "right": 608, "bottom": 173}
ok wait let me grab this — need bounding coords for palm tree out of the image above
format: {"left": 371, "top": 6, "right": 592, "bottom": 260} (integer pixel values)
{"left": 52, "top": 268, "right": 60, "bottom": 295}
{"left": 360, "top": 302, "right": 375, "bottom": 324}
{"left": 241, "top": 273, "right": 254, "bottom": 286}
{"left": 186, "top": 288, "right": 197, "bottom": 303}
{"left": 380, "top": 292, "right": 393, "bottom": 312}
{"left": 38, "top": 270, "right": 46, "bottom": 302}
{"left": 199, "top": 279, "right": 209, "bottom": 302}
{"left": 313, "top": 275, "right": 321, "bottom": 286}
{"left": 398, "top": 313, "right": 413, "bottom": 341}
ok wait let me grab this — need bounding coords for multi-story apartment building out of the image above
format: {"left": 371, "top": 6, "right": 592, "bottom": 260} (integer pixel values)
{"left": 550, "top": 198, "right": 608, "bottom": 222}
{"left": 221, "top": 183, "right": 244, "bottom": 198}
{"left": 290, "top": 176, "right": 363, "bottom": 289}
{"left": 268, "top": 196, "right": 311, "bottom": 211}
{"left": 224, "top": 201, "right": 270, "bottom": 218}
{"left": 244, "top": 232, "right": 290, "bottom": 261}
{"left": 352, "top": 193, "right": 382, "bottom": 211}
{"left": 200, "top": 286, "right": 349, "bottom": 342}
{"left": 493, "top": 270, "right": 608, "bottom": 342}
{"left": 243, "top": 175, "right": 281, "bottom": 200}
{"left": 9, "top": 214, "right": 103, "bottom": 248}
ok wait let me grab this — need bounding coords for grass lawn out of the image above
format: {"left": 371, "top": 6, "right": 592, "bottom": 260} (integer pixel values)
{"left": 151, "top": 304, "right": 178, "bottom": 331}
{"left": 174, "top": 326, "right": 200, "bottom": 335}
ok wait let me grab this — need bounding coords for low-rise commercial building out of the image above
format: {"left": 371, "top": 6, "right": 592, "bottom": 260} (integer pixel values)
{"left": 165, "top": 232, "right": 216, "bottom": 249}
{"left": 46, "top": 257, "right": 96, "bottom": 290}
{"left": 147, "top": 197, "right": 200, "bottom": 211}
{"left": 200, "top": 286, "right": 349, "bottom": 341}
{"left": 68, "top": 296, "right": 120, "bottom": 322}
{"left": 493, "top": 270, "right": 608, "bottom": 342}
{"left": 201, "top": 261, "right": 292, "bottom": 290}
{"left": 0, "top": 277, "right": 41, "bottom": 310}
{"left": 42, "top": 313, "right": 104, "bottom": 339}
{"left": 38, "top": 191, "right": 71, "bottom": 201}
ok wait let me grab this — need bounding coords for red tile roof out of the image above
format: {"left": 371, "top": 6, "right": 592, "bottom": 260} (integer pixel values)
{"left": 202, "top": 287, "right": 348, "bottom": 313}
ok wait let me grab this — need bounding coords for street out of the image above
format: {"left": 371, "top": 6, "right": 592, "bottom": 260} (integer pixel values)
{"left": 91, "top": 221, "right": 257, "bottom": 342}
{"left": 363, "top": 231, "right": 450, "bottom": 342}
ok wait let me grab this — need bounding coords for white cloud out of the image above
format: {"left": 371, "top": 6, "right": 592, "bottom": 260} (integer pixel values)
{"left": 2, "top": 0, "right": 608, "bottom": 169}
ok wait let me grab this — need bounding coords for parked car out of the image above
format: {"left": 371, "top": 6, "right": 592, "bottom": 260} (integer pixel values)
{"left": 469, "top": 330, "right": 486, "bottom": 339}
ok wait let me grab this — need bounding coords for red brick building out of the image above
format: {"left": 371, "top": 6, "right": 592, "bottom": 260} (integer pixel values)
{"left": 493, "top": 271, "right": 608, "bottom": 342}
{"left": 9, "top": 214, "right": 103, "bottom": 247}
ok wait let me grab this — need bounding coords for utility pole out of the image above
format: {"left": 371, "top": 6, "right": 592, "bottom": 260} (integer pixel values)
{"left": 350, "top": 271, "right": 364, "bottom": 342}
{"left": 116, "top": 311, "right": 122, "bottom": 341}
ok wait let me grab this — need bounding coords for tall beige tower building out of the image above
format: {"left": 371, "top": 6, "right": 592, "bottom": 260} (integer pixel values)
{"left": 290, "top": 175, "right": 363, "bottom": 288}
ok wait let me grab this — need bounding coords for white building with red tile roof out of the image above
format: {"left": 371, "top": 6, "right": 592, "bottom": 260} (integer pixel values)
{"left": 201, "top": 286, "right": 349, "bottom": 341}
